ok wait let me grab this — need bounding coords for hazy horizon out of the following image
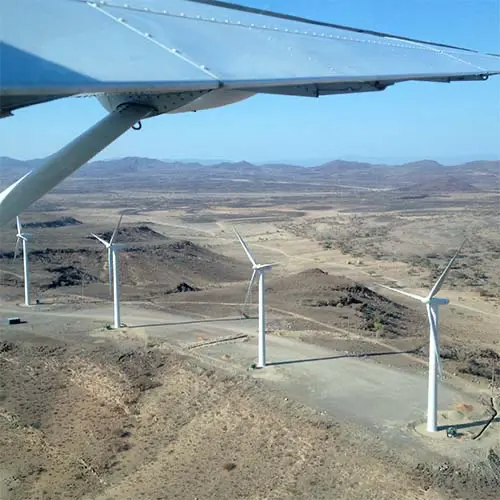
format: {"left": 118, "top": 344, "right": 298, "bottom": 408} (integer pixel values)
{"left": 1, "top": 153, "right": 499, "bottom": 168}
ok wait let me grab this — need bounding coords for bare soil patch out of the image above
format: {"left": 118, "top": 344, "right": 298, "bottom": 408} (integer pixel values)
{"left": 270, "top": 268, "right": 417, "bottom": 338}
{"left": 0, "top": 337, "right": 439, "bottom": 500}
{"left": 1, "top": 157, "right": 500, "bottom": 498}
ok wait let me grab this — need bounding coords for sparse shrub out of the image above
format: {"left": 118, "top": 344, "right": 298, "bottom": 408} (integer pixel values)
{"left": 370, "top": 312, "right": 384, "bottom": 333}
{"left": 116, "top": 442, "right": 132, "bottom": 453}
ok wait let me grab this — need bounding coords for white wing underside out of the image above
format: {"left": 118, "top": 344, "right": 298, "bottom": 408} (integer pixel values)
{"left": 1, "top": 0, "right": 499, "bottom": 116}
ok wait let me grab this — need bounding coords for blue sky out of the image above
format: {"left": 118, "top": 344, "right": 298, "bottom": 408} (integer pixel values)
{"left": 1, "top": 0, "right": 499, "bottom": 164}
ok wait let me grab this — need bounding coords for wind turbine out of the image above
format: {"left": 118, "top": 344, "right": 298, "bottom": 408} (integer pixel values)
{"left": 379, "top": 241, "right": 465, "bottom": 432}
{"left": 91, "top": 215, "right": 125, "bottom": 329}
{"left": 234, "top": 227, "right": 275, "bottom": 369}
{"left": 14, "top": 216, "right": 32, "bottom": 306}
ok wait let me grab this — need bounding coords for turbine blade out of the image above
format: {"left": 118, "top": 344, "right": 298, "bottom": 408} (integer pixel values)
{"left": 91, "top": 233, "right": 109, "bottom": 247}
{"left": 233, "top": 226, "right": 257, "bottom": 267}
{"left": 108, "top": 248, "right": 113, "bottom": 295}
{"left": 110, "top": 215, "right": 123, "bottom": 244}
{"left": 428, "top": 239, "right": 466, "bottom": 299}
{"left": 378, "top": 284, "right": 425, "bottom": 302}
{"left": 13, "top": 237, "right": 21, "bottom": 261}
{"left": 16, "top": 216, "right": 22, "bottom": 234}
{"left": 243, "top": 269, "right": 257, "bottom": 311}
{"left": 426, "top": 304, "right": 443, "bottom": 379}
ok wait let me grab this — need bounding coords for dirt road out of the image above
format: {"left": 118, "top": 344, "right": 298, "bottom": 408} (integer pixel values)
{"left": 1, "top": 302, "right": 479, "bottom": 441}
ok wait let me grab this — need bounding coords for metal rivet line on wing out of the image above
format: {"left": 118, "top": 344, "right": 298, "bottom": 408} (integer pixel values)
{"left": 85, "top": 1, "right": 223, "bottom": 84}
{"left": 384, "top": 37, "right": 487, "bottom": 73}
{"left": 79, "top": 0, "right": 455, "bottom": 53}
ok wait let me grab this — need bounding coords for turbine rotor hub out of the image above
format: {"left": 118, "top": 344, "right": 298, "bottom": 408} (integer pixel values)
{"left": 254, "top": 264, "right": 272, "bottom": 271}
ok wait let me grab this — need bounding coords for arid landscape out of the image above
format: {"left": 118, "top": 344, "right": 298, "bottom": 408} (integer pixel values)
{"left": 0, "top": 156, "right": 499, "bottom": 499}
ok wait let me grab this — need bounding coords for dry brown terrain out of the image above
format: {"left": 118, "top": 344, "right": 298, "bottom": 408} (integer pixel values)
{"left": 0, "top": 156, "right": 499, "bottom": 499}
{"left": 0, "top": 334, "right": 446, "bottom": 500}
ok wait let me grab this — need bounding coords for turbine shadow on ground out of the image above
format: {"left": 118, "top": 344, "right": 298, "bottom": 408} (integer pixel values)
{"left": 438, "top": 417, "right": 500, "bottom": 432}
{"left": 128, "top": 316, "right": 256, "bottom": 329}
{"left": 267, "top": 347, "right": 423, "bottom": 367}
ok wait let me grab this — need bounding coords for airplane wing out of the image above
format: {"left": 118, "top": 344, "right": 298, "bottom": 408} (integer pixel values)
{"left": 1, "top": 0, "right": 500, "bottom": 116}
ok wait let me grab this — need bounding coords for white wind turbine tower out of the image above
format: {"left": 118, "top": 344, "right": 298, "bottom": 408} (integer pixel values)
{"left": 234, "top": 227, "right": 275, "bottom": 368}
{"left": 14, "top": 216, "right": 32, "bottom": 306}
{"left": 91, "top": 215, "right": 125, "bottom": 329}
{"left": 379, "top": 240, "right": 465, "bottom": 432}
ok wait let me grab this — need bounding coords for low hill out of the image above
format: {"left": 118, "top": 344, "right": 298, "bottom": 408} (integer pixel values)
{"left": 90, "top": 225, "right": 167, "bottom": 243}
{"left": 0, "top": 156, "right": 498, "bottom": 192}
{"left": 0, "top": 238, "right": 248, "bottom": 298}
{"left": 395, "top": 175, "right": 482, "bottom": 195}
{"left": 268, "top": 268, "right": 416, "bottom": 338}
{"left": 22, "top": 217, "right": 83, "bottom": 229}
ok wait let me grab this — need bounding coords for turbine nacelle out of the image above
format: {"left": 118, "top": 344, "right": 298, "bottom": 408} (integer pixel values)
{"left": 233, "top": 226, "right": 277, "bottom": 271}
{"left": 234, "top": 225, "right": 274, "bottom": 301}
{"left": 90, "top": 215, "right": 124, "bottom": 296}
{"left": 16, "top": 233, "right": 32, "bottom": 240}
{"left": 91, "top": 239, "right": 126, "bottom": 251}
{"left": 381, "top": 288, "right": 450, "bottom": 306}
{"left": 14, "top": 216, "right": 33, "bottom": 261}
{"left": 15, "top": 216, "right": 32, "bottom": 241}
{"left": 91, "top": 234, "right": 111, "bottom": 249}
{"left": 90, "top": 213, "right": 123, "bottom": 248}
{"left": 427, "top": 297, "right": 449, "bottom": 306}
{"left": 253, "top": 263, "right": 273, "bottom": 272}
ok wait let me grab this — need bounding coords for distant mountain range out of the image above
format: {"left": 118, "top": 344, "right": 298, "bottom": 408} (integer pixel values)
{"left": 0, "top": 156, "right": 498, "bottom": 194}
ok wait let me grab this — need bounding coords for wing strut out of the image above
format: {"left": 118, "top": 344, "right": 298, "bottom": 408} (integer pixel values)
{"left": 0, "top": 104, "right": 154, "bottom": 227}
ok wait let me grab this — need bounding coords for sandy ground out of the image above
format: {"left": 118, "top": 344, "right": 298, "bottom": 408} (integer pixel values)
{"left": 0, "top": 181, "right": 499, "bottom": 498}
{"left": 1, "top": 300, "right": 499, "bottom": 499}
{"left": 2, "top": 301, "right": 499, "bottom": 442}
